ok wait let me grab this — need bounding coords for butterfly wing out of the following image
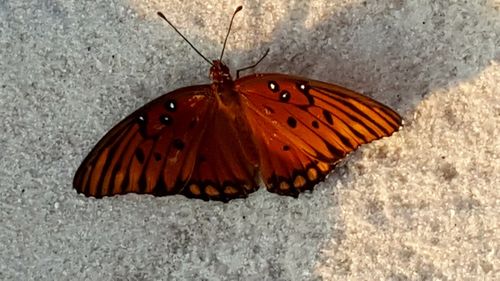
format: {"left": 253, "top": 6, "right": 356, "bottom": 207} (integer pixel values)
{"left": 236, "top": 73, "right": 402, "bottom": 197}
{"left": 73, "top": 85, "right": 214, "bottom": 198}
{"left": 74, "top": 84, "right": 260, "bottom": 201}
{"left": 180, "top": 104, "right": 260, "bottom": 201}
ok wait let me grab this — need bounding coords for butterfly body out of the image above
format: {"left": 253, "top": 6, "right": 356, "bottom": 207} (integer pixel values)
{"left": 74, "top": 58, "right": 402, "bottom": 202}
{"left": 209, "top": 60, "right": 245, "bottom": 115}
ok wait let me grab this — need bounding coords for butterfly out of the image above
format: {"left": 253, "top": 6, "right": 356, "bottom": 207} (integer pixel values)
{"left": 73, "top": 6, "right": 402, "bottom": 202}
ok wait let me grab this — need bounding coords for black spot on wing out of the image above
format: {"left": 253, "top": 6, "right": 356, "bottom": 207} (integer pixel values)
{"left": 173, "top": 139, "right": 185, "bottom": 150}
{"left": 312, "top": 120, "right": 319, "bottom": 128}
{"left": 160, "top": 114, "right": 172, "bottom": 125}
{"left": 137, "top": 115, "right": 147, "bottom": 137}
{"left": 287, "top": 117, "right": 297, "bottom": 128}
{"left": 198, "top": 154, "right": 206, "bottom": 163}
{"left": 135, "top": 148, "right": 145, "bottom": 163}
{"left": 279, "top": 91, "right": 291, "bottom": 102}
{"left": 296, "top": 81, "right": 314, "bottom": 105}
{"left": 154, "top": 152, "right": 162, "bottom": 161}
{"left": 268, "top": 81, "right": 279, "bottom": 92}
{"left": 323, "top": 110, "right": 334, "bottom": 125}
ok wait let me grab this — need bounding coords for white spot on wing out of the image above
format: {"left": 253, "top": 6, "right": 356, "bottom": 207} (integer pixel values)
{"left": 168, "top": 101, "right": 175, "bottom": 110}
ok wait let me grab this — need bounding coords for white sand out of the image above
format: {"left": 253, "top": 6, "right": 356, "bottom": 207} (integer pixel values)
{"left": 1, "top": 0, "right": 498, "bottom": 280}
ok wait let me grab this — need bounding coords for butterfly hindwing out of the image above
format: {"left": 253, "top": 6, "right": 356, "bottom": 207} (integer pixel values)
{"left": 180, "top": 109, "right": 260, "bottom": 202}
{"left": 236, "top": 73, "right": 402, "bottom": 196}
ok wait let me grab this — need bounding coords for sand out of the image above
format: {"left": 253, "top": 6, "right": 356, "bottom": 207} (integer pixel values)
{"left": 0, "top": 0, "right": 498, "bottom": 280}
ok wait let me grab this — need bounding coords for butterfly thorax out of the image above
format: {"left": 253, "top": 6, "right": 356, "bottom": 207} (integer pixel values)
{"left": 210, "top": 60, "right": 232, "bottom": 83}
{"left": 209, "top": 60, "right": 240, "bottom": 108}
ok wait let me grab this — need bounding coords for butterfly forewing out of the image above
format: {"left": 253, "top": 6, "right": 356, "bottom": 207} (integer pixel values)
{"left": 236, "top": 73, "right": 402, "bottom": 196}
{"left": 73, "top": 85, "right": 215, "bottom": 198}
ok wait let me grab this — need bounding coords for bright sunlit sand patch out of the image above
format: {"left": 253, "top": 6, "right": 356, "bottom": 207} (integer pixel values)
{"left": 314, "top": 62, "right": 500, "bottom": 280}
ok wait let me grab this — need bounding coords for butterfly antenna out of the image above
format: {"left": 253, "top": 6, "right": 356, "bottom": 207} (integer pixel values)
{"left": 219, "top": 6, "right": 243, "bottom": 61}
{"left": 236, "top": 48, "right": 270, "bottom": 78}
{"left": 157, "top": 12, "right": 213, "bottom": 66}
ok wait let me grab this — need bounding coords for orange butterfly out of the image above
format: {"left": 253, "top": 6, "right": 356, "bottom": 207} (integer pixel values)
{"left": 73, "top": 6, "right": 402, "bottom": 202}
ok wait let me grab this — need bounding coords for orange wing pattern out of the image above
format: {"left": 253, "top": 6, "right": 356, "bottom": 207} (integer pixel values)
{"left": 180, "top": 107, "right": 260, "bottom": 201}
{"left": 74, "top": 74, "right": 402, "bottom": 201}
{"left": 73, "top": 85, "right": 259, "bottom": 201}
{"left": 74, "top": 85, "right": 213, "bottom": 198}
{"left": 236, "top": 73, "right": 402, "bottom": 197}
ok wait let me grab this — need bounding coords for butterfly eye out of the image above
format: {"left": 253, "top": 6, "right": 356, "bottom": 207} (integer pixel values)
{"left": 165, "top": 99, "right": 177, "bottom": 112}
{"left": 268, "top": 81, "right": 280, "bottom": 93}
{"left": 282, "top": 145, "right": 290, "bottom": 151}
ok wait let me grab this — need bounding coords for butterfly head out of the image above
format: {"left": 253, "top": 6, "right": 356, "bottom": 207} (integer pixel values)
{"left": 210, "top": 60, "right": 233, "bottom": 84}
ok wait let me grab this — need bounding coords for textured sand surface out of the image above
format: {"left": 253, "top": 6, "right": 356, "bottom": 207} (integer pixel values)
{"left": 1, "top": 0, "right": 499, "bottom": 280}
